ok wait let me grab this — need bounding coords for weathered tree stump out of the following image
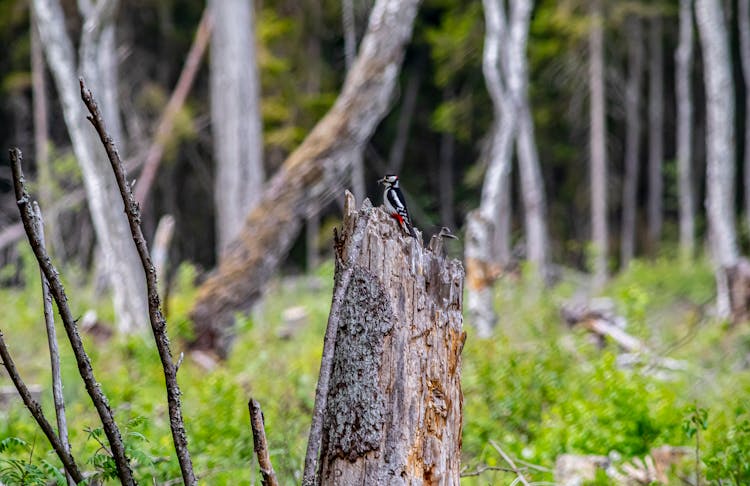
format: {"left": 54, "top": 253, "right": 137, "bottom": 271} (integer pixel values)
{"left": 314, "top": 192, "right": 465, "bottom": 485}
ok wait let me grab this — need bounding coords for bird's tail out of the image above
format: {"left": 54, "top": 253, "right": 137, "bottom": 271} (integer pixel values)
{"left": 403, "top": 219, "right": 417, "bottom": 238}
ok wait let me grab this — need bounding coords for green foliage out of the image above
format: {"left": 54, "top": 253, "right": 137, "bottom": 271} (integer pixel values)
{"left": 2, "top": 256, "right": 750, "bottom": 484}
{"left": 705, "top": 409, "right": 750, "bottom": 485}
{"left": 0, "top": 437, "right": 65, "bottom": 486}
{"left": 682, "top": 405, "right": 708, "bottom": 439}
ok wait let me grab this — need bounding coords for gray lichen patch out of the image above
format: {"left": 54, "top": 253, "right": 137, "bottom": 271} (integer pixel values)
{"left": 325, "top": 265, "right": 393, "bottom": 461}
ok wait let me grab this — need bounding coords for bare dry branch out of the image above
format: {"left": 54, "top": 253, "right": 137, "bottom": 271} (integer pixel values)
{"left": 80, "top": 80, "right": 196, "bottom": 485}
{"left": 248, "top": 399, "right": 279, "bottom": 486}
{"left": 490, "top": 440, "right": 531, "bottom": 486}
{"left": 0, "top": 331, "right": 84, "bottom": 483}
{"left": 9, "top": 147, "right": 135, "bottom": 485}
{"left": 460, "top": 464, "right": 516, "bottom": 478}
{"left": 34, "top": 202, "right": 74, "bottom": 486}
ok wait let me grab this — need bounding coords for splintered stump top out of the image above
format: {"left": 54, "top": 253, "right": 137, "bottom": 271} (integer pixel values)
{"left": 318, "top": 192, "right": 465, "bottom": 485}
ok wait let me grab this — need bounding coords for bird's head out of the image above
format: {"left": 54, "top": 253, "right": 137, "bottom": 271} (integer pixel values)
{"left": 378, "top": 174, "right": 399, "bottom": 188}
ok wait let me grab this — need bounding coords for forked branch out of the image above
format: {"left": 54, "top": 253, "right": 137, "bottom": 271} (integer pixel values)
{"left": 9, "top": 147, "right": 135, "bottom": 485}
{"left": 80, "top": 79, "right": 196, "bottom": 485}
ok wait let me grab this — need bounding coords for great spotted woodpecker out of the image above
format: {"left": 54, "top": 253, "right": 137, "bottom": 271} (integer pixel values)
{"left": 378, "top": 174, "right": 417, "bottom": 238}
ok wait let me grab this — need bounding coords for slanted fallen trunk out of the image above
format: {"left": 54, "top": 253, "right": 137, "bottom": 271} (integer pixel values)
{"left": 189, "top": 0, "right": 422, "bottom": 357}
{"left": 311, "top": 192, "right": 465, "bottom": 485}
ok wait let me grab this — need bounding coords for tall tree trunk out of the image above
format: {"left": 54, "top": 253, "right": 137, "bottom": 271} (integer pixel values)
{"left": 589, "top": 0, "right": 608, "bottom": 287}
{"left": 739, "top": 0, "right": 750, "bottom": 233}
{"left": 647, "top": 16, "right": 664, "bottom": 254}
{"left": 190, "top": 0, "right": 422, "bottom": 357}
{"left": 387, "top": 69, "right": 421, "bottom": 173}
{"left": 343, "top": 0, "right": 367, "bottom": 202}
{"left": 32, "top": 0, "right": 149, "bottom": 333}
{"left": 315, "top": 194, "right": 464, "bottom": 485}
{"left": 676, "top": 0, "right": 696, "bottom": 261}
{"left": 507, "top": 0, "right": 549, "bottom": 280}
{"left": 465, "top": 0, "right": 516, "bottom": 337}
{"left": 620, "top": 16, "right": 644, "bottom": 268}
{"left": 695, "top": 0, "right": 738, "bottom": 318}
{"left": 210, "top": 0, "right": 265, "bottom": 256}
{"left": 31, "top": 11, "right": 62, "bottom": 257}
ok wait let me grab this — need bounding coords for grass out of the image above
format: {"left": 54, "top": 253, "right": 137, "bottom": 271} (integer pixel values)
{"left": 1, "top": 254, "right": 750, "bottom": 484}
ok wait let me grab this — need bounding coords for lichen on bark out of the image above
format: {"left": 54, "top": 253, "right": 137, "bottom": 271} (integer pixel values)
{"left": 325, "top": 265, "right": 393, "bottom": 461}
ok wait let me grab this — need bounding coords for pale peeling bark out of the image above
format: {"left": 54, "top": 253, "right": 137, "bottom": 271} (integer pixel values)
{"left": 465, "top": 0, "right": 515, "bottom": 338}
{"left": 190, "top": 0, "right": 422, "bottom": 356}
{"left": 695, "top": 0, "right": 738, "bottom": 317}
{"left": 676, "top": 0, "right": 695, "bottom": 261}
{"left": 589, "top": 0, "right": 608, "bottom": 287}
{"left": 210, "top": 0, "right": 265, "bottom": 256}
{"left": 32, "top": 0, "right": 148, "bottom": 333}
{"left": 620, "top": 16, "right": 644, "bottom": 268}
{"left": 647, "top": 17, "right": 664, "bottom": 252}
{"left": 317, "top": 194, "right": 464, "bottom": 485}
{"left": 467, "top": 0, "right": 546, "bottom": 335}
{"left": 507, "top": 0, "right": 549, "bottom": 279}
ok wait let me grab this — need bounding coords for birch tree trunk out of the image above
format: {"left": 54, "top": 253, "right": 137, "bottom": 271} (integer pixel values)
{"left": 647, "top": 16, "right": 664, "bottom": 253}
{"left": 210, "top": 0, "right": 265, "bottom": 256}
{"left": 508, "top": 0, "right": 549, "bottom": 280}
{"left": 676, "top": 0, "right": 696, "bottom": 261}
{"left": 31, "top": 11, "right": 62, "bottom": 256}
{"left": 465, "top": 0, "right": 515, "bottom": 337}
{"left": 739, "top": 0, "right": 750, "bottom": 233}
{"left": 32, "top": 0, "right": 148, "bottom": 333}
{"left": 695, "top": 0, "right": 739, "bottom": 318}
{"left": 316, "top": 193, "right": 464, "bottom": 485}
{"left": 190, "top": 0, "right": 422, "bottom": 357}
{"left": 589, "top": 0, "right": 608, "bottom": 287}
{"left": 620, "top": 16, "right": 644, "bottom": 268}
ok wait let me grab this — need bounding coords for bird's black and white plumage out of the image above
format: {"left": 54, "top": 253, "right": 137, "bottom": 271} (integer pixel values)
{"left": 378, "top": 174, "right": 416, "bottom": 238}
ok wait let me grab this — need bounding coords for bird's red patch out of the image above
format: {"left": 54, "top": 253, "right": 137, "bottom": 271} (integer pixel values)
{"left": 392, "top": 213, "right": 404, "bottom": 225}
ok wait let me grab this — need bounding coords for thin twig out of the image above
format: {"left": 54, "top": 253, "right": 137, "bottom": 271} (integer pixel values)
{"left": 80, "top": 80, "right": 196, "bottom": 485}
{"left": 0, "top": 332, "right": 84, "bottom": 483}
{"left": 34, "top": 202, "right": 74, "bottom": 486}
{"left": 9, "top": 147, "right": 135, "bottom": 486}
{"left": 516, "top": 458, "right": 553, "bottom": 473}
{"left": 248, "top": 399, "right": 279, "bottom": 486}
{"left": 460, "top": 464, "right": 516, "bottom": 477}
{"left": 301, "top": 194, "right": 372, "bottom": 486}
{"left": 490, "top": 440, "right": 531, "bottom": 486}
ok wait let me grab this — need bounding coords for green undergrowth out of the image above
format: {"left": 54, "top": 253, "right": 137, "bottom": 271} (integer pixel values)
{"left": 1, "top": 256, "right": 750, "bottom": 484}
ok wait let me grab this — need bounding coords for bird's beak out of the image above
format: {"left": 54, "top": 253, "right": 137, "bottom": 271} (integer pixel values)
{"left": 377, "top": 177, "right": 385, "bottom": 184}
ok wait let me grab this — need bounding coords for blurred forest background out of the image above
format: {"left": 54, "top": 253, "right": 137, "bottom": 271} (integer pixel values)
{"left": 1, "top": 0, "right": 750, "bottom": 484}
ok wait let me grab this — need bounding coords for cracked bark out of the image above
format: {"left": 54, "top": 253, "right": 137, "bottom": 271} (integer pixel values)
{"left": 312, "top": 192, "right": 464, "bottom": 485}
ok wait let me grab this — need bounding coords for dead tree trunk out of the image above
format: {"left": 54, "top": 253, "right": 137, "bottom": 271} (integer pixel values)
{"left": 190, "top": 0, "right": 421, "bottom": 357}
{"left": 312, "top": 192, "right": 464, "bottom": 485}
